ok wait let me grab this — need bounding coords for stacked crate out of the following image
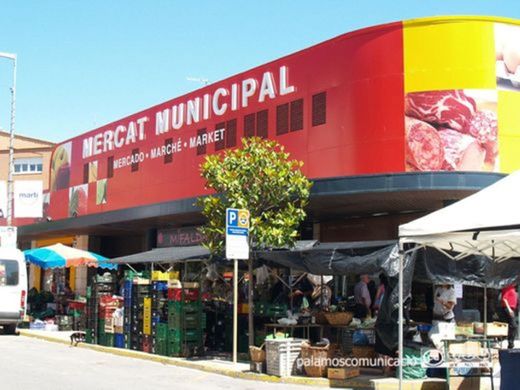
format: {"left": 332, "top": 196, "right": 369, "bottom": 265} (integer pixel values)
{"left": 123, "top": 279, "right": 133, "bottom": 348}
{"left": 98, "top": 295, "right": 122, "bottom": 347}
{"left": 86, "top": 278, "right": 116, "bottom": 344}
{"left": 129, "top": 282, "right": 150, "bottom": 350}
{"left": 166, "top": 285, "right": 203, "bottom": 357}
{"left": 85, "top": 286, "right": 97, "bottom": 344}
{"left": 151, "top": 281, "right": 169, "bottom": 355}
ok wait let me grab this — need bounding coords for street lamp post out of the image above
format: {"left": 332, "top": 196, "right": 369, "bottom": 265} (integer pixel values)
{"left": 0, "top": 52, "right": 17, "bottom": 226}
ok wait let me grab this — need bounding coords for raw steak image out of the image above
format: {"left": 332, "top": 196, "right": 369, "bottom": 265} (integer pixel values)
{"left": 405, "top": 116, "right": 444, "bottom": 171}
{"left": 405, "top": 90, "right": 477, "bottom": 131}
{"left": 438, "top": 129, "right": 486, "bottom": 171}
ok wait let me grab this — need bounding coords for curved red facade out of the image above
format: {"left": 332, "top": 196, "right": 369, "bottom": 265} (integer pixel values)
{"left": 43, "top": 16, "right": 520, "bottom": 222}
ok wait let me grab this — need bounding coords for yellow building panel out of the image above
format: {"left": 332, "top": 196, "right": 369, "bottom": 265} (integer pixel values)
{"left": 498, "top": 90, "right": 520, "bottom": 172}
{"left": 403, "top": 20, "right": 496, "bottom": 92}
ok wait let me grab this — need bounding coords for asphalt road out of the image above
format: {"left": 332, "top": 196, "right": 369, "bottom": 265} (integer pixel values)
{"left": 0, "top": 335, "right": 316, "bottom": 390}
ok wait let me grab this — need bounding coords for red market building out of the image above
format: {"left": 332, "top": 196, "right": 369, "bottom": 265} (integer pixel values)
{"left": 19, "top": 15, "right": 520, "bottom": 293}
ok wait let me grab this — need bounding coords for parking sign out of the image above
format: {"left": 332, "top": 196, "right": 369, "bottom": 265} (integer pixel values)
{"left": 226, "top": 208, "right": 250, "bottom": 259}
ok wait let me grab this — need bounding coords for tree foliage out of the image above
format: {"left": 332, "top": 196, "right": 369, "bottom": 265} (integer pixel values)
{"left": 197, "top": 137, "right": 312, "bottom": 255}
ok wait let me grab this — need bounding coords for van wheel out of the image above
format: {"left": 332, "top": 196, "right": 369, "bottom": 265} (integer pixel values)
{"left": 3, "top": 324, "right": 17, "bottom": 335}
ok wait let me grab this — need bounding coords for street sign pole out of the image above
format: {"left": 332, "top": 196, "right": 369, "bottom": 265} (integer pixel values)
{"left": 233, "top": 257, "right": 238, "bottom": 364}
{"left": 226, "top": 208, "right": 250, "bottom": 365}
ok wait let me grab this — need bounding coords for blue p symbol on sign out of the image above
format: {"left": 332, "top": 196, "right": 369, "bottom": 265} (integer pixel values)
{"left": 227, "top": 209, "right": 238, "bottom": 227}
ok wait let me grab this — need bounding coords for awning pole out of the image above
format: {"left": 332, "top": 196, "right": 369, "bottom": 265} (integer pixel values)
{"left": 248, "top": 257, "right": 254, "bottom": 348}
{"left": 233, "top": 258, "right": 238, "bottom": 364}
{"left": 484, "top": 286, "right": 488, "bottom": 340}
{"left": 125, "top": 263, "right": 138, "bottom": 273}
{"left": 398, "top": 240, "right": 404, "bottom": 390}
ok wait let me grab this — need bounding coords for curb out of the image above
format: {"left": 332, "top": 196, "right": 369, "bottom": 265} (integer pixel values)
{"left": 19, "top": 331, "right": 447, "bottom": 389}
{"left": 18, "top": 330, "right": 335, "bottom": 387}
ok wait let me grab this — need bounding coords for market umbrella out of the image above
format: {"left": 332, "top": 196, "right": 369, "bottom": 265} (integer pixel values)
{"left": 24, "top": 243, "right": 117, "bottom": 270}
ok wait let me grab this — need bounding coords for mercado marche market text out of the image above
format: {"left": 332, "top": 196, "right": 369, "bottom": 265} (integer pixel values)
{"left": 112, "top": 128, "right": 226, "bottom": 169}
{"left": 82, "top": 66, "right": 296, "bottom": 160}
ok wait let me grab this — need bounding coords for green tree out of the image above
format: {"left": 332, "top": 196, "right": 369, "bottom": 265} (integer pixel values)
{"left": 197, "top": 137, "right": 312, "bottom": 255}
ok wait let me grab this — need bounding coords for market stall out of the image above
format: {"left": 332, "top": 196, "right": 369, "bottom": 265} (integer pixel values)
{"left": 398, "top": 170, "right": 520, "bottom": 389}
{"left": 23, "top": 244, "right": 116, "bottom": 331}
{"left": 98, "top": 246, "right": 212, "bottom": 356}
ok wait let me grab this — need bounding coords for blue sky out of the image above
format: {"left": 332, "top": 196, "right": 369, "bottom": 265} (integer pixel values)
{"left": 0, "top": 1, "right": 519, "bottom": 143}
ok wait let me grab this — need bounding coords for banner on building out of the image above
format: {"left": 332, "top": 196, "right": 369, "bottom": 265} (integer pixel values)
{"left": 14, "top": 180, "right": 43, "bottom": 218}
{"left": 157, "top": 226, "right": 204, "bottom": 248}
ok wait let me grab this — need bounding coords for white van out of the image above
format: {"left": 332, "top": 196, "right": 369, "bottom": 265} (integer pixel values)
{"left": 0, "top": 248, "right": 27, "bottom": 334}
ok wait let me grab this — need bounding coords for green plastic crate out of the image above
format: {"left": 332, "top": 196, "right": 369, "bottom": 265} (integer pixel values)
{"left": 155, "top": 323, "right": 169, "bottom": 340}
{"left": 154, "top": 343, "right": 168, "bottom": 356}
{"left": 98, "top": 332, "right": 114, "bottom": 347}
{"left": 166, "top": 340, "right": 201, "bottom": 357}
{"left": 168, "top": 312, "right": 200, "bottom": 329}
{"left": 167, "top": 301, "right": 201, "bottom": 315}
{"left": 168, "top": 328, "right": 202, "bottom": 343}
{"left": 98, "top": 319, "right": 106, "bottom": 335}
{"left": 85, "top": 329, "right": 94, "bottom": 344}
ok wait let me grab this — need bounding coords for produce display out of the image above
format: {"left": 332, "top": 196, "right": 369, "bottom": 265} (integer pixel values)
{"left": 69, "top": 185, "right": 88, "bottom": 217}
{"left": 50, "top": 143, "right": 71, "bottom": 191}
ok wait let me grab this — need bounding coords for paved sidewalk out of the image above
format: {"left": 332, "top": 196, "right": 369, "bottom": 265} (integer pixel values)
{"left": 18, "top": 329, "right": 453, "bottom": 389}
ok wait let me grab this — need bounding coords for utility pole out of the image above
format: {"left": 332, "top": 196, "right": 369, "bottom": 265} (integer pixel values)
{"left": 0, "top": 52, "right": 17, "bottom": 226}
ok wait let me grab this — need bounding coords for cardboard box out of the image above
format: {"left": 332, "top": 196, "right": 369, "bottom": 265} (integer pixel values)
{"left": 449, "top": 376, "right": 480, "bottom": 390}
{"left": 448, "top": 341, "right": 482, "bottom": 356}
{"left": 487, "top": 322, "right": 508, "bottom": 337}
{"left": 327, "top": 367, "right": 360, "bottom": 380}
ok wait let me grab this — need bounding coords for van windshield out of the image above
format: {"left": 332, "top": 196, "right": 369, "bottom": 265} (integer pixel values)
{"left": 0, "top": 260, "right": 19, "bottom": 286}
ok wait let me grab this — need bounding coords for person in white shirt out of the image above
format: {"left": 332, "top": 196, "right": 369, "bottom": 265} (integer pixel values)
{"left": 433, "top": 284, "right": 456, "bottom": 322}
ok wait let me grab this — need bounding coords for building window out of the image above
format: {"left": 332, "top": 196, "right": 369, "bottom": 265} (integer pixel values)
{"left": 244, "top": 111, "right": 268, "bottom": 138}
{"left": 312, "top": 92, "right": 327, "bottom": 127}
{"left": 276, "top": 103, "right": 289, "bottom": 135}
{"left": 244, "top": 113, "right": 256, "bottom": 138}
{"left": 290, "top": 99, "right": 304, "bottom": 132}
{"left": 83, "top": 163, "right": 89, "bottom": 184}
{"left": 256, "top": 110, "right": 268, "bottom": 138}
{"left": 14, "top": 157, "right": 43, "bottom": 174}
{"left": 215, "top": 122, "right": 226, "bottom": 151}
{"left": 226, "top": 119, "right": 237, "bottom": 148}
{"left": 197, "top": 128, "right": 207, "bottom": 155}
{"left": 131, "top": 148, "right": 140, "bottom": 172}
{"left": 107, "top": 156, "right": 114, "bottom": 178}
{"left": 164, "top": 138, "right": 173, "bottom": 164}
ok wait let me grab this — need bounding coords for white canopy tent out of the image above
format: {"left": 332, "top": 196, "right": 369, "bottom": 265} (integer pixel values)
{"left": 397, "top": 171, "right": 520, "bottom": 388}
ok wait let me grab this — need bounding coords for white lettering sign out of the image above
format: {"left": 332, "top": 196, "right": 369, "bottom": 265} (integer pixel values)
{"left": 80, "top": 65, "right": 295, "bottom": 160}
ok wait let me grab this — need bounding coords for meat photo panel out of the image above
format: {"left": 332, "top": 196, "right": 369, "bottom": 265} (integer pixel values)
{"left": 495, "top": 23, "right": 520, "bottom": 91}
{"left": 405, "top": 89, "right": 498, "bottom": 172}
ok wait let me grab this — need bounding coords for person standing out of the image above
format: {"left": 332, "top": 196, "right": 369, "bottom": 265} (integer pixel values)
{"left": 500, "top": 284, "right": 518, "bottom": 349}
{"left": 372, "top": 273, "right": 388, "bottom": 316}
{"left": 354, "top": 274, "right": 372, "bottom": 319}
{"left": 433, "top": 284, "right": 456, "bottom": 322}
